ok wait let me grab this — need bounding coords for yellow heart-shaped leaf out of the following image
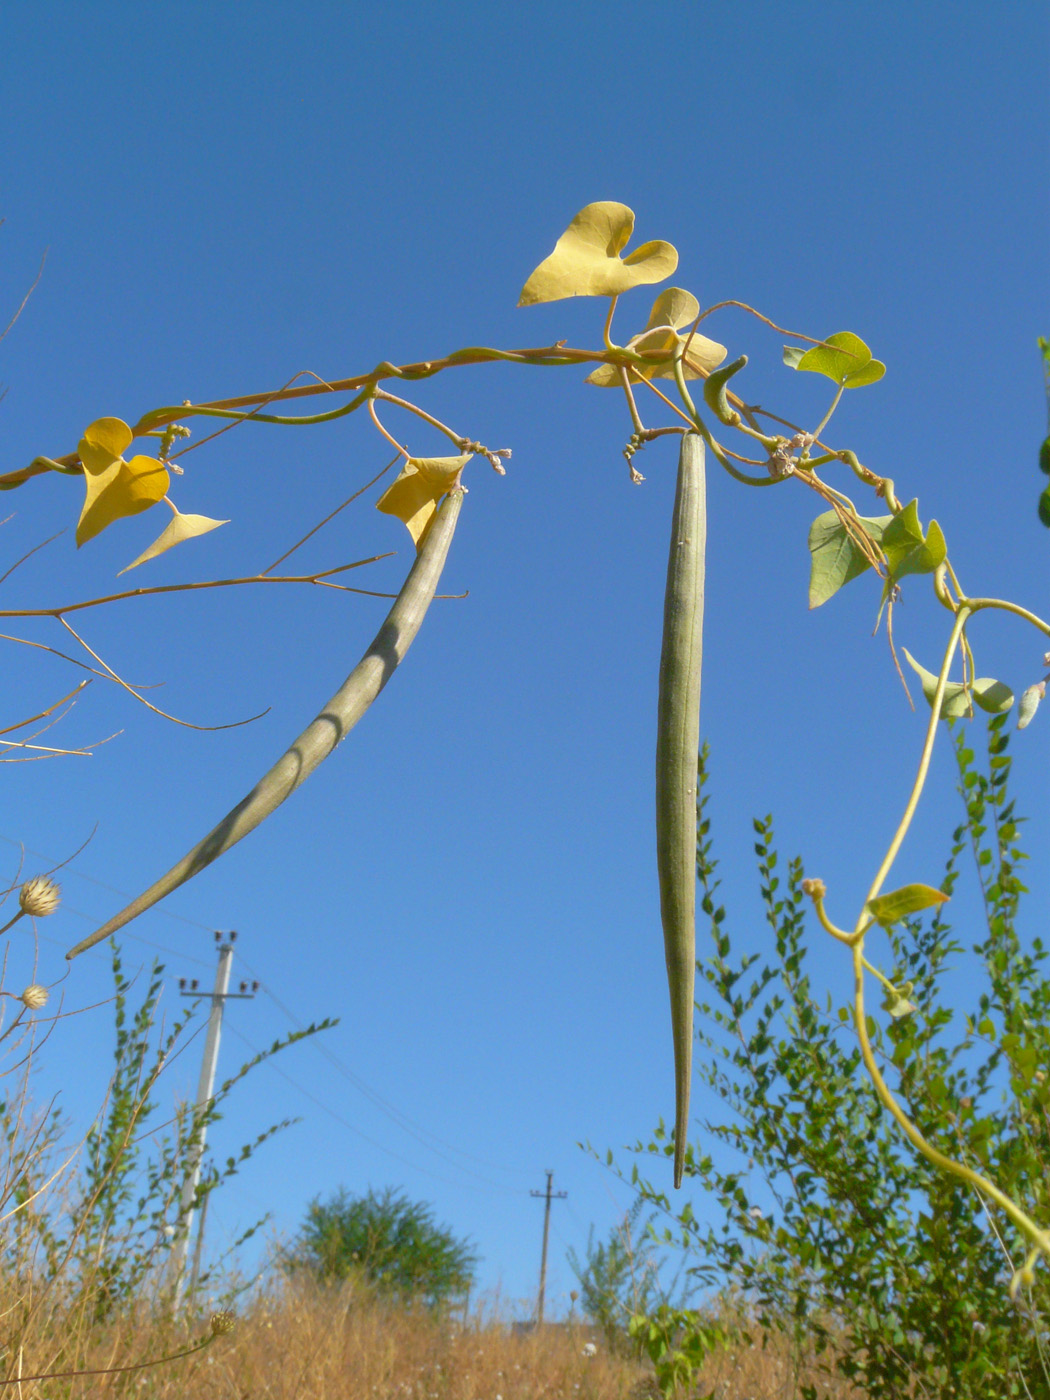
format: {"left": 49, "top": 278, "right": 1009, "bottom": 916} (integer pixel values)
{"left": 79, "top": 417, "right": 133, "bottom": 475}
{"left": 585, "top": 287, "right": 727, "bottom": 387}
{"left": 518, "top": 202, "right": 678, "bottom": 305}
{"left": 119, "top": 509, "right": 229, "bottom": 574}
{"left": 77, "top": 453, "right": 170, "bottom": 546}
{"left": 376, "top": 453, "right": 471, "bottom": 548}
{"left": 645, "top": 287, "right": 701, "bottom": 332}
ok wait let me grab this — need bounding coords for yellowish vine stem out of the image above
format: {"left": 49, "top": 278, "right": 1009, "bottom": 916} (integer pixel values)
{"left": 859, "top": 605, "right": 971, "bottom": 919}
{"left": 852, "top": 939, "right": 1050, "bottom": 1264}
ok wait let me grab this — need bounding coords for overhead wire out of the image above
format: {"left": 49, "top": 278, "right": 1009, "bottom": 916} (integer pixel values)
{"left": 234, "top": 948, "right": 537, "bottom": 1183}
{"left": 2, "top": 834, "right": 545, "bottom": 1192}
{"left": 223, "top": 1020, "right": 527, "bottom": 1198}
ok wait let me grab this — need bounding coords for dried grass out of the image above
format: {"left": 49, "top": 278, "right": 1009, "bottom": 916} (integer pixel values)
{"left": 0, "top": 1274, "right": 869, "bottom": 1399}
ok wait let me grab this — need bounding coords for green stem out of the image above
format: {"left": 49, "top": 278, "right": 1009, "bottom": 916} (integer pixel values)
{"left": 811, "top": 384, "right": 845, "bottom": 440}
{"left": 858, "top": 605, "right": 971, "bottom": 920}
{"left": 852, "top": 940, "right": 1050, "bottom": 1262}
{"left": 963, "top": 597, "right": 1050, "bottom": 638}
{"left": 671, "top": 354, "right": 779, "bottom": 489}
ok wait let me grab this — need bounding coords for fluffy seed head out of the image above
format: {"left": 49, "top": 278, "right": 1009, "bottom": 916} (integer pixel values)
{"left": 18, "top": 875, "right": 61, "bottom": 918}
{"left": 209, "top": 1309, "right": 235, "bottom": 1336}
{"left": 20, "top": 985, "right": 49, "bottom": 1010}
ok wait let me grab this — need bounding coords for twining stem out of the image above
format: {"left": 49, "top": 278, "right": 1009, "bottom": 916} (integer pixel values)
{"left": 619, "top": 369, "right": 645, "bottom": 436}
{"left": 367, "top": 396, "right": 410, "bottom": 457}
{"left": 965, "top": 597, "right": 1050, "bottom": 638}
{"left": 852, "top": 938, "right": 1050, "bottom": 1263}
{"left": 373, "top": 390, "right": 468, "bottom": 449}
{"left": 66, "top": 488, "right": 465, "bottom": 958}
{"left": 858, "top": 605, "right": 971, "bottom": 920}
{"left": 671, "top": 355, "right": 778, "bottom": 489}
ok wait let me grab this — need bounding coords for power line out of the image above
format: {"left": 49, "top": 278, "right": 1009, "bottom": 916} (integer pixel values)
{"left": 223, "top": 1020, "right": 527, "bottom": 1197}
{"left": 3, "top": 835, "right": 539, "bottom": 1191}
{"left": 0, "top": 832, "right": 216, "bottom": 930}
{"left": 234, "top": 951, "right": 536, "bottom": 1183}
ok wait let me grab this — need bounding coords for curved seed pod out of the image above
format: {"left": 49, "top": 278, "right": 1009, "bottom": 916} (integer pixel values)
{"left": 655, "top": 432, "right": 705, "bottom": 1187}
{"left": 702, "top": 355, "right": 747, "bottom": 427}
{"left": 67, "top": 489, "right": 465, "bottom": 959}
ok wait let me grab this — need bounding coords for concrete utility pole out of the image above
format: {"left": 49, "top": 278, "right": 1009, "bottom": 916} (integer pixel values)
{"left": 530, "top": 1170, "right": 567, "bottom": 1325}
{"left": 169, "top": 931, "right": 258, "bottom": 1303}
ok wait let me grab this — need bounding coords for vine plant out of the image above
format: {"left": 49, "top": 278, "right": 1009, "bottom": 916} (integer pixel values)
{"left": 6, "top": 201, "right": 1049, "bottom": 1298}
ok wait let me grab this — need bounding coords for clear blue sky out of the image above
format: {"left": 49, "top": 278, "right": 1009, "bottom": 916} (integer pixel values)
{"left": 2, "top": 2, "right": 1048, "bottom": 1313}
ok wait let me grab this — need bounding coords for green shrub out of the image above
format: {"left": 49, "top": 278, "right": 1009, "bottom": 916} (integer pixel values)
{"left": 285, "top": 1185, "right": 477, "bottom": 1310}
{"left": 614, "top": 719, "right": 1050, "bottom": 1398}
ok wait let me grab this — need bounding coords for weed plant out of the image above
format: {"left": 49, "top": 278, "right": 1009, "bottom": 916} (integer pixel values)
{"left": 614, "top": 716, "right": 1050, "bottom": 1397}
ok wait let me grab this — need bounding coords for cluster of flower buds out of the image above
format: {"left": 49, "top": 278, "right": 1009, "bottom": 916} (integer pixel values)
{"left": 209, "top": 1310, "right": 236, "bottom": 1337}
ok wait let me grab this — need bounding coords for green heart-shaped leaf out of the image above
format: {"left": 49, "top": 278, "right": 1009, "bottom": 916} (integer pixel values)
{"left": 784, "top": 332, "right": 885, "bottom": 388}
{"left": 881, "top": 500, "right": 946, "bottom": 587}
{"left": 971, "top": 676, "right": 1014, "bottom": 715}
{"left": 519, "top": 202, "right": 679, "bottom": 305}
{"left": 807, "top": 509, "right": 892, "bottom": 608}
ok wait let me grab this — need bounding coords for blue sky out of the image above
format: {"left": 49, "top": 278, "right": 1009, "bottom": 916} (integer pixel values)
{"left": 2, "top": 2, "right": 1048, "bottom": 1313}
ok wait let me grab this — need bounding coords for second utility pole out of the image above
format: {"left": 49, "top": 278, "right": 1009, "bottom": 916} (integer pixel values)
{"left": 170, "top": 931, "right": 256, "bottom": 1303}
{"left": 530, "top": 1170, "right": 567, "bottom": 1326}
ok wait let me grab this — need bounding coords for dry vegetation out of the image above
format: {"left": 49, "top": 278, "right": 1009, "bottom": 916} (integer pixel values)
{"left": 0, "top": 1278, "right": 868, "bottom": 1399}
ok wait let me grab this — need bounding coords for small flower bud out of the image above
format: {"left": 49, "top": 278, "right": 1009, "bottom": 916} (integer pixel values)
{"left": 18, "top": 875, "right": 61, "bottom": 918}
{"left": 209, "top": 1309, "right": 235, "bottom": 1336}
{"left": 801, "top": 878, "right": 826, "bottom": 901}
{"left": 20, "top": 984, "right": 48, "bottom": 1010}
{"left": 1018, "top": 681, "right": 1045, "bottom": 730}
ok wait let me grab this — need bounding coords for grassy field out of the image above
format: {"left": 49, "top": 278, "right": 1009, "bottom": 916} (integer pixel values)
{"left": 0, "top": 1278, "right": 868, "bottom": 1398}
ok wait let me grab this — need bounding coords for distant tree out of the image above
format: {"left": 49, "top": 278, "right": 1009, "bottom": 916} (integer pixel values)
{"left": 286, "top": 1186, "right": 477, "bottom": 1308}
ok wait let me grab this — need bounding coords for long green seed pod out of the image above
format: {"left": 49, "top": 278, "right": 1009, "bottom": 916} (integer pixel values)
{"left": 655, "top": 432, "right": 706, "bottom": 1187}
{"left": 67, "top": 488, "right": 465, "bottom": 960}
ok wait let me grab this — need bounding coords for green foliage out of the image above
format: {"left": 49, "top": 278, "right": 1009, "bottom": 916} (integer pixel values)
{"left": 616, "top": 726, "right": 1050, "bottom": 1398}
{"left": 627, "top": 1305, "right": 732, "bottom": 1399}
{"left": 806, "top": 508, "right": 891, "bottom": 609}
{"left": 565, "top": 1198, "right": 689, "bottom": 1353}
{"left": 783, "top": 331, "right": 886, "bottom": 388}
{"left": 285, "top": 1185, "right": 477, "bottom": 1309}
{"left": 903, "top": 646, "right": 1013, "bottom": 720}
